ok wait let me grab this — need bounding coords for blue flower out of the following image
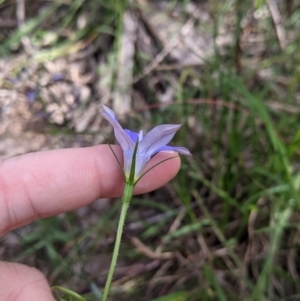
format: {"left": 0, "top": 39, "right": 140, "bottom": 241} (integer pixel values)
{"left": 101, "top": 105, "right": 191, "bottom": 184}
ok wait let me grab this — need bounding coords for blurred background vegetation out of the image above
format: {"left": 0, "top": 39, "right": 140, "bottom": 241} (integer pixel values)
{"left": 1, "top": 0, "right": 300, "bottom": 300}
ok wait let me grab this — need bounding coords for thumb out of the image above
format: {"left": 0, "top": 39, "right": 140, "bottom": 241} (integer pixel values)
{"left": 0, "top": 261, "right": 55, "bottom": 301}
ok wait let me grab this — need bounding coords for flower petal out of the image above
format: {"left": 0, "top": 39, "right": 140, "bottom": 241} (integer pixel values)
{"left": 101, "top": 105, "right": 134, "bottom": 150}
{"left": 123, "top": 149, "right": 134, "bottom": 178}
{"left": 134, "top": 153, "right": 151, "bottom": 179}
{"left": 122, "top": 149, "right": 150, "bottom": 180}
{"left": 124, "top": 129, "right": 139, "bottom": 142}
{"left": 156, "top": 145, "right": 192, "bottom": 156}
{"left": 139, "top": 124, "right": 182, "bottom": 156}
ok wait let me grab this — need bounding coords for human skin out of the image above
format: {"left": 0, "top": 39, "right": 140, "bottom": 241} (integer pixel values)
{"left": 0, "top": 145, "right": 180, "bottom": 301}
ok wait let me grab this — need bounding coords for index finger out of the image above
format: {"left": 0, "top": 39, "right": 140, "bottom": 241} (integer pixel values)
{"left": 0, "top": 145, "right": 180, "bottom": 236}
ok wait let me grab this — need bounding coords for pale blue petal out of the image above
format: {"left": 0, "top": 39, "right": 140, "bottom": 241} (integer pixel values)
{"left": 123, "top": 150, "right": 134, "bottom": 177}
{"left": 138, "top": 130, "right": 143, "bottom": 142}
{"left": 124, "top": 129, "right": 139, "bottom": 142}
{"left": 101, "top": 105, "right": 134, "bottom": 150}
{"left": 123, "top": 150, "right": 150, "bottom": 180}
{"left": 156, "top": 145, "right": 192, "bottom": 156}
{"left": 134, "top": 153, "right": 151, "bottom": 180}
{"left": 139, "top": 124, "right": 182, "bottom": 156}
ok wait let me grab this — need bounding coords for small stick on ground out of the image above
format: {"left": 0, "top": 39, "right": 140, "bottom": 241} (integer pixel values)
{"left": 133, "top": 18, "right": 195, "bottom": 83}
{"left": 266, "top": 0, "right": 287, "bottom": 50}
{"left": 16, "top": 0, "right": 36, "bottom": 54}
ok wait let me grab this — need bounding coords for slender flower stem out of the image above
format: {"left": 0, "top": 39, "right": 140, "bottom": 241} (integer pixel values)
{"left": 102, "top": 182, "right": 135, "bottom": 301}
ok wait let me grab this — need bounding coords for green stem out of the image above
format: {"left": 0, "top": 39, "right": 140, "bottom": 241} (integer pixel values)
{"left": 102, "top": 182, "right": 134, "bottom": 301}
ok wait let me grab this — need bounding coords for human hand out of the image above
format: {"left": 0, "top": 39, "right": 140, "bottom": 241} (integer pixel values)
{"left": 0, "top": 145, "right": 180, "bottom": 301}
